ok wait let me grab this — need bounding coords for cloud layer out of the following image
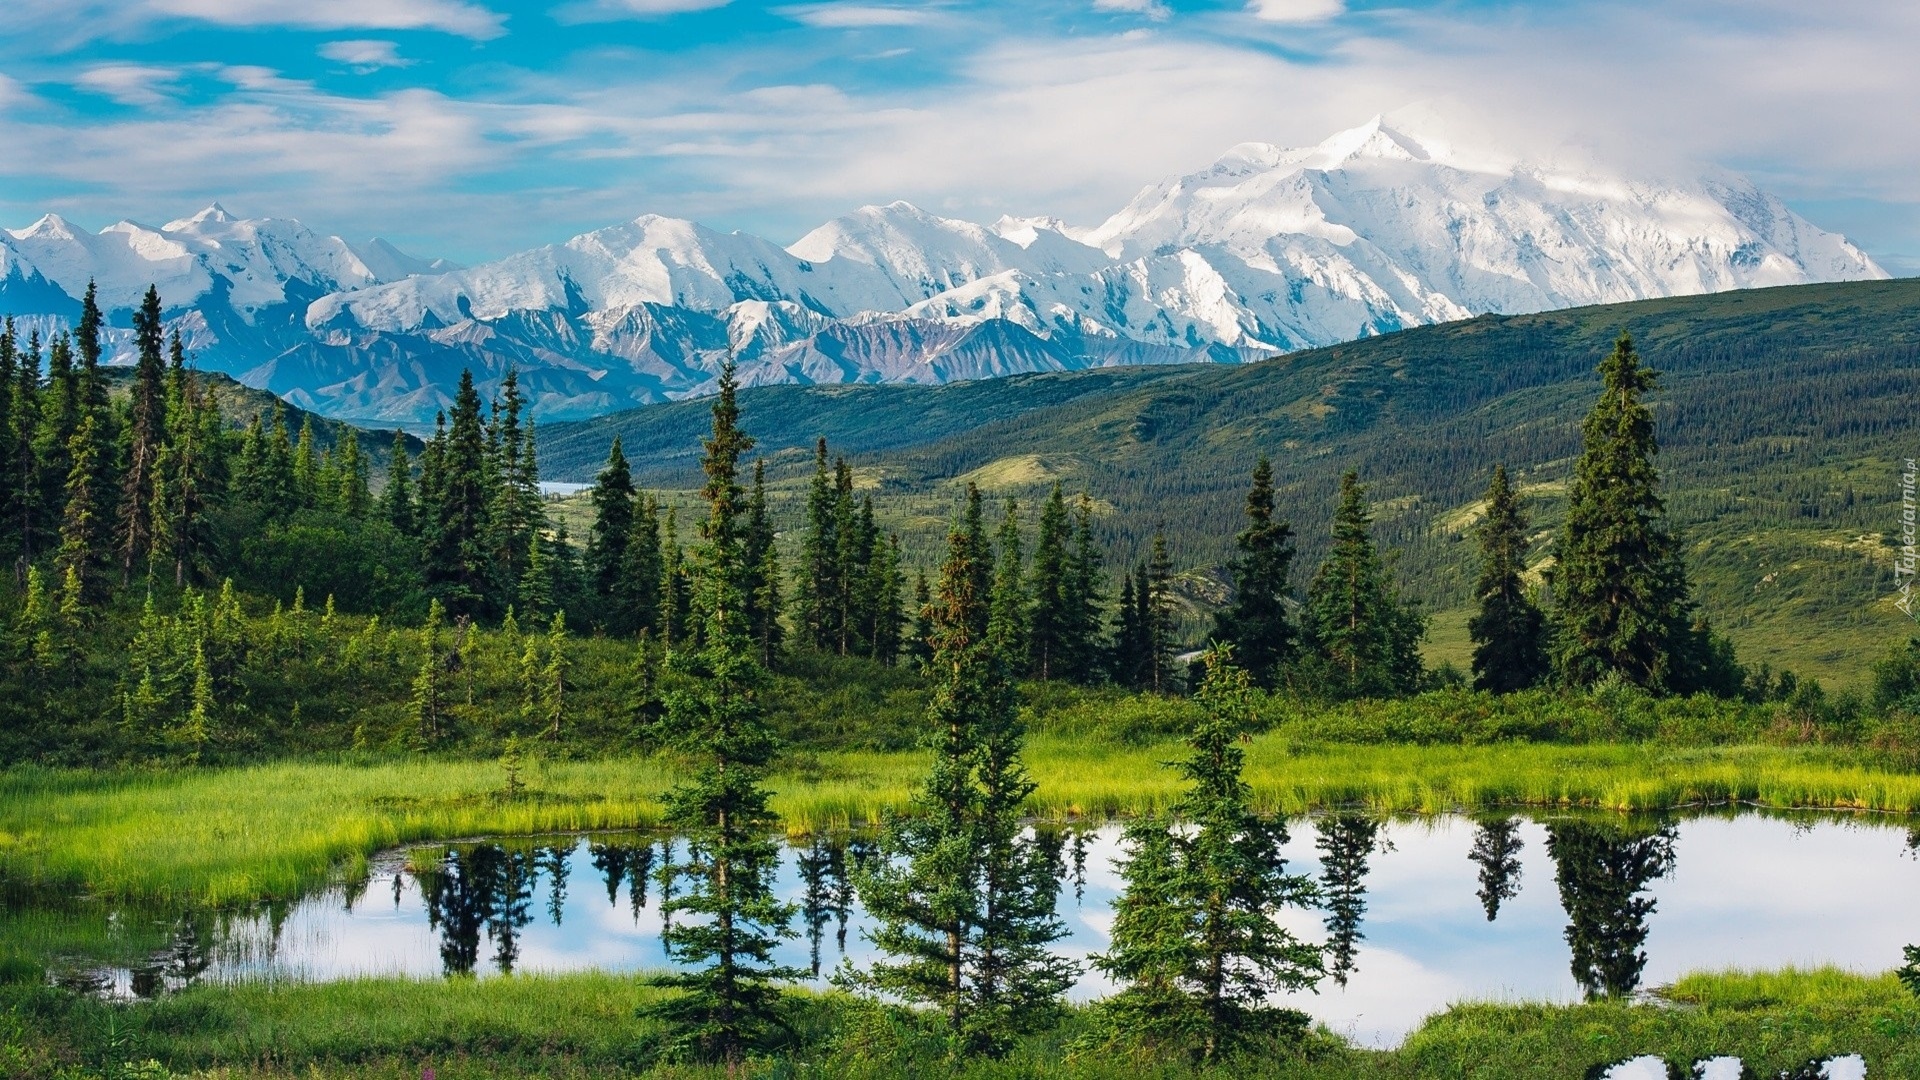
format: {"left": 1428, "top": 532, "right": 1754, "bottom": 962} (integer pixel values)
{"left": 0, "top": 0, "right": 1913, "bottom": 271}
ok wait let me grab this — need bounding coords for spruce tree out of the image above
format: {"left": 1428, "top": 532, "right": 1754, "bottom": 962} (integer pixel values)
{"left": 1303, "top": 473, "right": 1425, "bottom": 699}
{"left": 660, "top": 506, "right": 689, "bottom": 647}
{"left": 1551, "top": 333, "right": 1699, "bottom": 693}
{"left": 151, "top": 369, "right": 216, "bottom": 587}
{"left": 647, "top": 361, "right": 799, "bottom": 1065}
{"left": 292, "top": 415, "right": 320, "bottom": 510}
{"left": 742, "top": 459, "right": 783, "bottom": 665}
{"left": 906, "top": 568, "right": 934, "bottom": 668}
{"left": 623, "top": 493, "right": 665, "bottom": 638}
{"left": 0, "top": 321, "right": 16, "bottom": 566}
{"left": 988, "top": 498, "right": 1028, "bottom": 666}
{"left": 1212, "top": 458, "right": 1298, "bottom": 688}
{"left": 1145, "top": 533, "right": 1178, "bottom": 693}
{"left": 118, "top": 286, "right": 168, "bottom": 582}
{"left": 586, "top": 437, "right": 637, "bottom": 629}
{"left": 34, "top": 333, "right": 81, "bottom": 530}
{"left": 1094, "top": 646, "right": 1322, "bottom": 1061}
{"left": 795, "top": 438, "right": 838, "bottom": 650}
{"left": 381, "top": 432, "right": 417, "bottom": 536}
{"left": 54, "top": 414, "right": 110, "bottom": 607}
{"left": 846, "top": 510, "right": 1075, "bottom": 1057}
{"left": 1468, "top": 465, "right": 1548, "bottom": 693}
{"left": 10, "top": 329, "right": 42, "bottom": 562}
{"left": 1064, "top": 494, "right": 1106, "bottom": 681}
{"left": 422, "top": 371, "right": 495, "bottom": 616}
{"left": 1027, "top": 484, "right": 1073, "bottom": 680}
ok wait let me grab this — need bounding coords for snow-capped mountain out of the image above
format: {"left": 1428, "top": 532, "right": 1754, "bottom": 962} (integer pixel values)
{"left": 0, "top": 117, "right": 1886, "bottom": 423}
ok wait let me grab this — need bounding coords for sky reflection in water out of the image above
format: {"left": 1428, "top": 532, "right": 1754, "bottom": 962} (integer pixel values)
{"left": 111, "top": 813, "right": 1920, "bottom": 1049}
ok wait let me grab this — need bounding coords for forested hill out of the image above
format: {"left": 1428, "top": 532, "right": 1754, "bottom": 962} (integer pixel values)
{"left": 542, "top": 278, "right": 1920, "bottom": 685}
{"left": 101, "top": 367, "right": 424, "bottom": 465}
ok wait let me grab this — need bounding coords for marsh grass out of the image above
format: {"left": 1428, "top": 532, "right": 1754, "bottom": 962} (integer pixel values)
{"left": 5, "top": 968, "right": 1916, "bottom": 1079}
{"left": 2, "top": 737, "right": 1918, "bottom": 906}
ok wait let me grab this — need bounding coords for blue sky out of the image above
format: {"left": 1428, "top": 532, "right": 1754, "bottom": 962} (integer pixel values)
{"left": 1, "top": 0, "right": 1915, "bottom": 271}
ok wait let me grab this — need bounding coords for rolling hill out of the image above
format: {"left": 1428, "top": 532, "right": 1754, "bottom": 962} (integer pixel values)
{"left": 542, "top": 278, "right": 1920, "bottom": 687}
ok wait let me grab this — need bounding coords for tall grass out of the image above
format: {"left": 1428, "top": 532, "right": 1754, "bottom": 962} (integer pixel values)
{"left": 8, "top": 968, "right": 1917, "bottom": 1079}
{"left": 3, "top": 737, "right": 1918, "bottom": 905}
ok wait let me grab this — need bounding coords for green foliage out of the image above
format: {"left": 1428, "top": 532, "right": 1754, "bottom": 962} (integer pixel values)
{"left": 1302, "top": 473, "right": 1425, "bottom": 699}
{"left": 846, "top": 515, "right": 1075, "bottom": 1058}
{"left": 1212, "top": 458, "right": 1299, "bottom": 688}
{"left": 1092, "top": 646, "right": 1322, "bottom": 1062}
{"left": 1546, "top": 819, "right": 1678, "bottom": 998}
{"left": 1468, "top": 464, "right": 1548, "bottom": 693}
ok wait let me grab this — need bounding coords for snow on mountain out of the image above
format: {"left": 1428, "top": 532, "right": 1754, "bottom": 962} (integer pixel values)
{"left": 0, "top": 117, "right": 1887, "bottom": 422}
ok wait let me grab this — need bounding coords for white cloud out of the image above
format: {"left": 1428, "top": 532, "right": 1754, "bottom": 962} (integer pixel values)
{"left": 1093, "top": 0, "right": 1170, "bottom": 19}
{"left": 558, "top": 0, "right": 732, "bottom": 18}
{"left": 1247, "top": 0, "right": 1343, "bottom": 24}
{"left": 0, "top": 0, "right": 507, "bottom": 40}
{"left": 778, "top": 4, "right": 934, "bottom": 28}
{"left": 319, "top": 40, "right": 414, "bottom": 72}
{"left": 75, "top": 63, "right": 184, "bottom": 106}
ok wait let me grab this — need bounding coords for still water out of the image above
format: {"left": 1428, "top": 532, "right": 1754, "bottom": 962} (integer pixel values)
{"left": 31, "top": 811, "right": 1920, "bottom": 1048}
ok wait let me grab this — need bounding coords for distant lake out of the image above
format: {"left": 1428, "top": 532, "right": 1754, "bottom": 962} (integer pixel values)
{"left": 14, "top": 809, "right": 1920, "bottom": 1049}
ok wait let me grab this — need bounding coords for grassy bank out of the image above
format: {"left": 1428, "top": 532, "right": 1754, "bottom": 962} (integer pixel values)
{"left": 3, "top": 737, "right": 1919, "bottom": 905}
{"left": 3, "top": 968, "right": 1915, "bottom": 1079}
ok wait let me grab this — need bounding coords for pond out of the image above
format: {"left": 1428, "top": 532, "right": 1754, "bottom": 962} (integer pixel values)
{"left": 11, "top": 809, "right": 1920, "bottom": 1048}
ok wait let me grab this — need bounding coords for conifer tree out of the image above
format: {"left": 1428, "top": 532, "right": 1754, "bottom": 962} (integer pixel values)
{"left": 0, "top": 321, "right": 17, "bottom": 564}
{"left": 1303, "top": 473, "right": 1425, "bottom": 699}
{"left": 1145, "top": 533, "right": 1178, "bottom": 693}
{"left": 1212, "top": 458, "right": 1298, "bottom": 688}
{"left": 11, "top": 329, "right": 43, "bottom": 562}
{"left": 1027, "top": 484, "right": 1073, "bottom": 679}
{"left": 1551, "top": 334, "right": 1699, "bottom": 693}
{"left": 831, "top": 459, "right": 862, "bottom": 655}
{"left": 742, "top": 459, "right": 783, "bottom": 665}
{"left": 647, "top": 361, "right": 799, "bottom": 1065}
{"left": 1111, "top": 569, "right": 1145, "bottom": 688}
{"left": 623, "top": 493, "right": 665, "bottom": 638}
{"left": 1094, "top": 646, "right": 1322, "bottom": 1061}
{"left": 660, "top": 506, "right": 690, "bottom": 647}
{"left": 1469, "top": 465, "right": 1548, "bottom": 693}
{"left": 34, "top": 333, "right": 82, "bottom": 528}
{"left": 906, "top": 568, "right": 934, "bottom": 669}
{"left": 540, "top": 611, "right": 569, "bottom": 736}
{"left": 422, "top": 371, "right": 494, "bottom": 616}
{"left": 334, "top": 430, "right": 371, "bottom": 518}
{"left": 292, "top": 416, "right": 320, "bottom": 510}
{"left": 152, "top": 370, "right": 219, "bottom": 586}
{"left": 871, "top": 534, "right": 904, "bottom": 664}
{"left": 988, "top": 499, "right": 1028, "bottom": 666}
{"left": 381, "top": 432, "right": 417, "bottom": 536}
{"left": 586, "top": 437, "right": 637, "bottom": 627}
{"left": 846, "top": 509, "right": 1076, "bottom": 1058}
{"left": 1065, "top": 494, "right": 1106, "bottom": 681}
{"left": 795, "top": 438, "right": 838, "bottom": 650}
{"left": 118, "top": 287, "right": 168, "bottom": 582}
{"left": 411, "top": 599, "right": 451, "bottom": 743}
{"left": 54, "top": 414, "right": 110, "bottom": 607}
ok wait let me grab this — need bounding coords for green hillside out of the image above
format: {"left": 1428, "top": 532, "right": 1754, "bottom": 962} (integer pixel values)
{"left": 542, "top": 280, "right": 1920, "bottom": 686}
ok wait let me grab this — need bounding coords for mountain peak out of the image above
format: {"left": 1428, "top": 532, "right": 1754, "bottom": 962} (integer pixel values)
{"left": 1305, "top": 115, "right": 1432, "bottom": 168}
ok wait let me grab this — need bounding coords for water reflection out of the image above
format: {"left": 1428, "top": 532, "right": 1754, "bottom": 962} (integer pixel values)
{"left": 1469, "top": 817, "right": 1525, "bottom": 921}
{"left": 1316, "top": 814, "right": 1388, "bottom": 986}
{"left": 10, "top": 810, "right": 1920, "bottom": 1048}
{"left": 1546, "top": 821, "right": 1677, "bottom": 998}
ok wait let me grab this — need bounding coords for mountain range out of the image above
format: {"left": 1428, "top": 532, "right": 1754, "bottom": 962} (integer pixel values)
{"left": 0, "top": 117, "right": 1887, "bottom": 424}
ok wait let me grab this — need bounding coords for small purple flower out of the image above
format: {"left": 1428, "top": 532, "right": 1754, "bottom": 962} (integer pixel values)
{"left": 422, "top": 1068, "right": 436, "bottom": 1080}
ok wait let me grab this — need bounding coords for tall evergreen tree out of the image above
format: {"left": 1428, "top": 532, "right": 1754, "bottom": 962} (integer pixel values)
{"left": 1064, "top": 494, "right": 1106, "bottom": 681}
{"left": 660, "top": 506, "right": 690, "bottom": 647}
{"left": 1027, "top": 484, "right": 1073, "bottom": 680}
{"left": 1211, "top": 458, "right": 1298, "bottom": 688}
{"left": 1468, "top": 465, "right": 1548, "bottom": 693}
{"left": 1303, "top": 473, "right": 1425, "bottom": 699}
{"left": 988, "top": 498, "right": 1028, "bottom": 666}
{"left": 623, "top": 494, "right": 665, "bottom": 638}
{"left": 846, "top": 508, "right": 1075, "bottom": 1057}
{"left": 742, "top": 459, "right": 782, "bottom": 665}
{"left": 53, "top": 414, "right": 110, "bottom": 606}
{"left": 586, "top": 437, "right": 637, "bottom": 629}
{"left": 10, "top": 329, "right": 42, "bottom": 564}
{"left": 422, "top": 371, "right": 495, "bottom": 616}
{"left": 1145, "top": 533, "right": 1178, "bottom": 693}
{"left": 0, "top": 320, "right": 16, "bottom": 566}
{"left": 1094, "top": 646, "right": 1322, "bottom": 1061}
{"left": 795, "top": 438, "right": 838, "bottom": 651}
{"left": 647, "top": 361, "right": 799, "bottom": 1065}
{"left": 34, "top": 333, "right": 82, "bottom": 532}
{"left": 1551, "top": 333, "right": 1699, "bottom": 693}
{"left": 381, "top": 432, "right": 417, "bottom": 536}
{"left": 117, "top": 286, "right": 168, "bottom": 582}
{"left": 151, "top": 369, "right": 218, "bottom": 586}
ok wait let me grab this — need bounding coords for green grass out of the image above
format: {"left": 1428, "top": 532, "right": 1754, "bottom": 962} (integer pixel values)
{"left": 4, "top": 968, "right": 1915, "bottom": 1079}
{"left": 4, "top": 737, "right": 1919, "bottom": 905}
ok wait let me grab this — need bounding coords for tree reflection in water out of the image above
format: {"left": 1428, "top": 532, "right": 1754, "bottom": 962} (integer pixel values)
{"left": 1315, "top": 814, "right": 1386, "bottom": 986}
{"left": 414, "top": 844, "right": 536, "bottom": 976}
{"left": 1545, "top": 820, "right": 1678, "bottom": 998}
{"left": 1469, "top": 817, "right": 1525, "bottom": 922}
